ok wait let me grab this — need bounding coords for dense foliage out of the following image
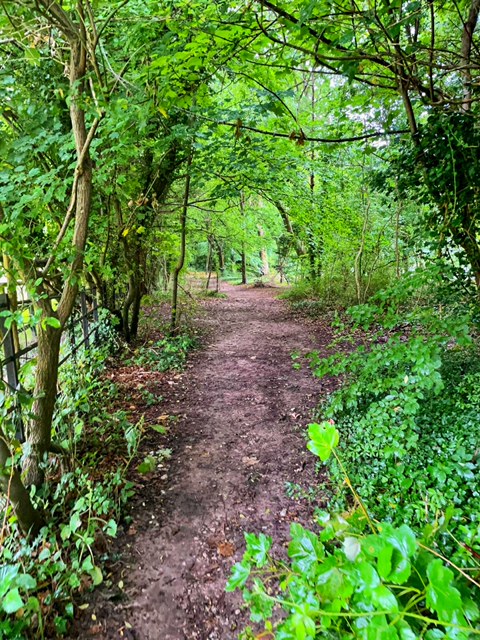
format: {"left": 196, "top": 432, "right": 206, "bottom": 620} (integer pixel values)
{"left": 228, "top": 422, "right": 480, "bottom": 640}
{"left": 1, "top": 0, "right": 480, "bottom": 637}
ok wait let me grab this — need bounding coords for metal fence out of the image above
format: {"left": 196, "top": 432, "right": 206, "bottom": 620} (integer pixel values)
{"left": 0, "top": 291, "right": 99, "bottom": 442}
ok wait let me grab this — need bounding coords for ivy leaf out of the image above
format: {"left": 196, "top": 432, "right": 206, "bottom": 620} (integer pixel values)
{"left": 226, "top": 562, "right": 250, "bottom": 592}
{"left": 89, "top": 566, "right": 103, "bottom": 586}
{"left": 105, "top": 519, "right": 117, "bottom": 537}
{"left": 69, "top": 511, "right": 82, "bottom": 533}
{"left": 307, "top": 422, "right": 339, "bottom": 461}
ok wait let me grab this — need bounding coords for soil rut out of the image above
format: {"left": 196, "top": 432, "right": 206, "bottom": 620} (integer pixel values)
{"left": 88, "top": 284, "right": 332, "bottom": 639}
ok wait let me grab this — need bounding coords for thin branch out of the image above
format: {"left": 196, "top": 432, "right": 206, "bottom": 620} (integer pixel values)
{"left": 41, "top": 116, "right": 102, "bottom": 277}
{"left": 215, "top": 120, "right": 409, "bottom": 144}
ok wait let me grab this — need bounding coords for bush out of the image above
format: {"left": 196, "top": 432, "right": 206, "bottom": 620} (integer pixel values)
{"left": 307, "top": 280, "right": 480, "bottom": 565}
{"left": 0, "top": 313, "right": 137, "bottom": 638}
{"left": 228, "top": 423, "right": 480, "bottom": 639}
{"left": 229, "top": 270, "right": 480, "bottom": 638}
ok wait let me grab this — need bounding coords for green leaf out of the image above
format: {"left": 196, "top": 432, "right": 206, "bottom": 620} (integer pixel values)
{"left": 38, "top": 548, "right": 51, "bottom": 561}
{"left": 2, "top": 588, "right": 24, "bottom": 614}
{"left": 15, "top": 573, "right": 36, "bottom": 591}
{"left": 426, "top": 559, "right": 466, "bottom": 627}
{"left": 43, "top": 316, "right": 61, "bottom": 329}
{"left": 226, "top": 562, "right": 250, "bottom": 591}
{"left": 316, "top": 563, "right": 354, "bottom": 601}
{"left": 307, "top": 422, "right": 339, "bottom": 461}
{"left": 288, "top": 523, "right": 324, "bottom": 574}
{"left": 25, "top": 47, "right": 41, "bottom": 66}
{"left": 356, "top": 613, "right": 398, "bottom": 640}
{"left": 150, "top": 424, "right": 169, "bottom": 434}
{"left": 355, "top": 562, "right": 381, "bottom": 591}
{"left": 89, "top": 566, "right": 103, "bottom": 586}
{"left": 69, "top": 511, "right": 82, "bottom": 532}
{"left": 343, "top": 536, "right": 361, "bottom": 561}
{"left": 369, "top": 584, "right": 398, "bottom": 611}
{"left": 244, "top": 533, "right": 272, "bottom": 567}
{"left": 105, "top": 519, "right": 117, "bottom": 537}
{"left": 290, "top": 609, "right": 316, "bottom": 640}
{"left": 0, "top": 565, "right": 19, "bottom": 598}
{"left": 60, "top": 524, "right": 72, "bottom": 541}
{"left": 137, "top": 455, "right": 157, "bottom": 473}
{"left": 368, "top": 524, "right": 416, "bottom": 584}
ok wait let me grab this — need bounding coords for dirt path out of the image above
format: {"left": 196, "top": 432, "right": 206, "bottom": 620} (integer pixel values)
{"left": 86, "top": 284, "right": 334, "bottom": 639}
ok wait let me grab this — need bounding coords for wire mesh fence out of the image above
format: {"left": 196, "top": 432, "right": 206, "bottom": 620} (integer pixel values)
{"left": 0, "top": 291, "right": 99, "bottom": 442}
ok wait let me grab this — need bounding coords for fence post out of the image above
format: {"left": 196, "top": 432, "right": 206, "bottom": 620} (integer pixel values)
{"left": 80, "top": 292, "right": 90, "bottom": 350}
{"left": 92, "top": 288, "right": 99, "bottom": 343}
{"left": 0, "top": 293, "right": 24, "bottom": 442}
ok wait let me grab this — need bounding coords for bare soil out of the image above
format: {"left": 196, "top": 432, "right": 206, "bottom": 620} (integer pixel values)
{"left": 75, "top": 283, "right": 337, "bottom": 639}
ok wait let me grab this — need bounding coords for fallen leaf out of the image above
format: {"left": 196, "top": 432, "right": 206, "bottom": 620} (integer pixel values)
{"left": 242, "top": 456, "right": 259, "bottom": 467}
{"left": 88, "top": 625, "right": 102, "bottom": 635}
{"left": 217, "top": 541, "right": 235, "bottom": 557}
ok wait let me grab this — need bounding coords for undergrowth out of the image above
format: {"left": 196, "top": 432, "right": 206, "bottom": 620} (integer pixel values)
{"left": 279, "top": 277, "right": 361, "bottom": 311}
{"left": 231, "top": 267, "right": 480, "bottom": 639}
{"left": 307, "top": 272, "right": 480, "bottom": 565}
{"left": 0, "top": 316, "right": 197, "bottom": 637}
{"left": 0, "top": 313, "right": 138, "bottom": 638}
{"left": 228, "top": 423, "right": 480, "bottom": 640}
{"left": 124, "top": 334, "right": 197, "bottom": 372}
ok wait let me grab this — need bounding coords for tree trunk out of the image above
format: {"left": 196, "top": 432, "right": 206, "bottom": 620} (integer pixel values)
{"left": 129, "top": 280, "right": 142, "bottom": 340}
{"left": 23, "top": 320, "right": 62, "bottom": 487}
{"left": 241, "top": 246, "right": 247, "bottom": 284}
{"left": 171, "top": 150, "right": 193, "bottom": 333}
{"left": 0, "top": 427, "right": 43, "bottom": 536}
{"left": 205, "top": 241, "right": 212, "bottom": 287}
{"left": 458, "top": 230, "right": 480, "bottom": 299}
{"left": 258, "top": 226, "right": 269, "bottom": 275}
{"left": 216, "top": 243, "right": 225, "bottom": 274}
{"left": 239, "top": 193, "right": 248, "bottom": 284}
{"left": 122, "top": 276, "right": 136, "bottom": 343}
{"left": 274, "top": 201, "right": 305, "bottom": 257}
{"left": 23, "top": 17, "right": 94, "bottom": 487}
{"left": 355, "top": 201, "right": 370, "bottom": 304}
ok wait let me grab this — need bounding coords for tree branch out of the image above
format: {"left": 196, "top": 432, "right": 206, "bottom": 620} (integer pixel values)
{"left": 217, "top": 121, "right": 409, "bottom": 144}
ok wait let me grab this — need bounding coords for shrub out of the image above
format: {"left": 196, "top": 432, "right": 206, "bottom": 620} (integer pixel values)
{"left": 228, "top": 424, "right": 480, "bottom": 639}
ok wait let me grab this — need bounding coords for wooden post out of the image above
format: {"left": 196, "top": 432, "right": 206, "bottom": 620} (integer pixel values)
{"left": 80, "top": 292, "right": 90, "bottom": 349}
{"left": 91, "top": 289, "right": 99, "bottom": 343}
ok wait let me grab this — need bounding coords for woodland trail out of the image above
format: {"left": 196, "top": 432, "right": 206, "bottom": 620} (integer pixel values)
{"left": 85, "top": 283, "right": 334, "bottom": 640}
